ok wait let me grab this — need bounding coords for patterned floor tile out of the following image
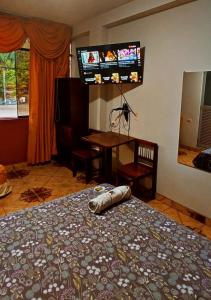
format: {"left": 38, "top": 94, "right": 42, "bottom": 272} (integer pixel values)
{"left": 159, "top": 197, "right": 172, "bottom": 206}
{"left": 0, "top": 193, "right": 22, "bottom": 208}
{"left": 161, "top": 207, "right": 182, "bottom": 223}
{"left": 54, "top": 167, "right": 73, "bottom": 177}
{"left": 3, "top": 206, "right": 27, "bottom": 215}
{"left": 43, "top": 194, "right": 63, "bottom": 203}
{"left": 7, "top": 178, "right": 25, "bottom": 186}
{"left": 205, "top": 218, "right": 211, "bottom": 226}
{"left": 178, "top": 147, "right": 199, "bottom": 167}
{"left": 23, "top": 176, "right": 50, "bottom": 186}
{"left": 46, "top": 176, "right": 74, "bottom": 185}
{"left": 178, "top": 213, "right": 203, "bottom": 231}
{"left": 20, "top": 187, "right": 53, "bottom": 203}
{"left": 155, "top": 193, "right": 166, "bottom": 200}
{"left": 7, "top": 168, "right": 30, "bottom": 179}
{"left": 0, "top": 207, "right": 5, "bottom": 217}
{"left": 201, "top": 225, "right": 211, "bottom": 239}
{"left": 26, "top": 168, "right": 53, "bottom": 177}
{"left": 170, "top": 201, "right": 192, "bottom": 217}
{"left": 148, "top": 199, "right": 171, "bottom": 212}
{"left": 6, "top": 183, "right": 25, "bottom": 195}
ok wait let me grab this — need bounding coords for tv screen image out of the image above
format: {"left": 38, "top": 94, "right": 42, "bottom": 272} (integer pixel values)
{"left": 81, "top": 51, "right": 99, "bottom": 64}
{"left": 76, "top": 41, "right": 144, "bottom": 85}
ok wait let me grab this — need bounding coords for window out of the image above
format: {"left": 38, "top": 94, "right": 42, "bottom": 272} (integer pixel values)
{"left": 0, "top": 49, "right": 29, "bottom": 118}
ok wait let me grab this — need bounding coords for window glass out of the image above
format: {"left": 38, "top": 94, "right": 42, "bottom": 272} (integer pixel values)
{"left": 16, "top": 50, "right": 29, "bottom": 116}
{"left": 0, "top": 50, "right": 29, "bottom": 118}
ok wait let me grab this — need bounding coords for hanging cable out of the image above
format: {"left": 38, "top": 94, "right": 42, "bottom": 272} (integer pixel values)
{"left": 109, "top": 84, "right": 136, "bottom": 136}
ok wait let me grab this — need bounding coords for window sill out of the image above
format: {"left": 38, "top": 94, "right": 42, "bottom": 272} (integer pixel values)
{"left": 0, "top": 116, "right": 29, "bottom": 121}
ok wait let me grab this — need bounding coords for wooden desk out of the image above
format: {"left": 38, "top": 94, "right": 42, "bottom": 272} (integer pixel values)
{"left": 82, "top": 131, "right": 135, "bottom": 182}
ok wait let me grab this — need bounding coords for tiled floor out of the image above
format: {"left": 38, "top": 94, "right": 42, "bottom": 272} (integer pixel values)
{"left": 178, "top": 147, "right": 200, "bottom": 168}
{"left": 1, "top": 161, "right": 211, "bottom": 240}
{"left": 1, "top": 162, "right": 95, "bottom": 215}
{"left": 149, "top": 197, "right": 211, "bottom": 240}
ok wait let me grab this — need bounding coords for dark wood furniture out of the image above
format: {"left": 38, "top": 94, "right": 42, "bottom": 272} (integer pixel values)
{"left": 82, "top": 131, "right": 135, "bottom": 182}
{"left": 116, "top": 138, "right": 158, "bottom": 199}
{"left": 55, "top": 78, "right": 89, "bottom": 162}
{"left": 72, "top": 146, "right": 103, "bottom": 183}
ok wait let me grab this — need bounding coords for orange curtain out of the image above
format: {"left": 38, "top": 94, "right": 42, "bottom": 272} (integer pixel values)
{"left": 0, "top": 14, "right": 71, "bottom": 164}
{"left": 27, "top": 47, "right": 70, "bottom": 163}
{"left": 24, "top": 19, "right": 71, "bottom": 164}
{"left": 0, "top": 14, "right": 26, "bottom": 52}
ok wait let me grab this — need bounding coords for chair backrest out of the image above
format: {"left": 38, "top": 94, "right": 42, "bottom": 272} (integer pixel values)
{"left": 134, "top": 139, "right": 158, "bottom": 171}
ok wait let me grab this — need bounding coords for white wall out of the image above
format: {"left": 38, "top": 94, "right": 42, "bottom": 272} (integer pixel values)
{"left": 179, "top": 72, "right": 203, "bottom": 148}
{"left": 72, "top": 28, "right": 108, "bottom": 130}
{"left": 71, "top": 34, "right": 89, "bottom": 77}
{"left": 72, "top": 0, "right": 211, "bottom": 218}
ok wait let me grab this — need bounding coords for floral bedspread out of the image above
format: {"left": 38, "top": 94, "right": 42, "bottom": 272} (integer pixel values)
{"left": 0, "top": 184, "right": 211, "bottom": 299}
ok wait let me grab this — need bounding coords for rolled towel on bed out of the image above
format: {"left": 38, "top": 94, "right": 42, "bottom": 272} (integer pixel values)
{"left": 89, "top": 185, "right": 131, "bottom": 214}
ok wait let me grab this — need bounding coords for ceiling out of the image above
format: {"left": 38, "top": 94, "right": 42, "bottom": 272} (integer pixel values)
{"left": 0, "top": 0, "right": 133, "bottom": 26}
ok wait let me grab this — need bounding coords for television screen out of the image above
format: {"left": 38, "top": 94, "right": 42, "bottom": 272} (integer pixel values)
{"left": 76, "top": 41, "right": 144, "bottom": 85}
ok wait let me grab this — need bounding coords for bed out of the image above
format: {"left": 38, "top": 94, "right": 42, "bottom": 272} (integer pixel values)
{"left": 0, "top": 184, "right": 211, "bottom": 299}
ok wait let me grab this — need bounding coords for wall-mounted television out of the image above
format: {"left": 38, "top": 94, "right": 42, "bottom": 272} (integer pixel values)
{"left": 76, "top": 41, "right": 144, "bottom": 85}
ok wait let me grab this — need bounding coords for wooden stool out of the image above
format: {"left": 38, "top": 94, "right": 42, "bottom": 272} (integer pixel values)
{"left": 72, "top": 147, "right": 102, "bottom": 183}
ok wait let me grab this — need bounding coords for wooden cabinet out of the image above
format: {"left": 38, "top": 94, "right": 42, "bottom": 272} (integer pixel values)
{"left": 55, "top": 77, "right": 89, "bottom": 162}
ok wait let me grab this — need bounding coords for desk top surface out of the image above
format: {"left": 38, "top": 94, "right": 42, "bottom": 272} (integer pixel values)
{"left": 82, "top": 131, "right": 135, "bottom": 148}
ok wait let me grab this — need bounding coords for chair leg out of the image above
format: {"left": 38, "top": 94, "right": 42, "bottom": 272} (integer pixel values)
{"left": 72, "top": 157, "right": 77, "bottom": 178}
{"left": 130, "top": 179, "right": 138, "bottom": 197}
{"left": 85, "top": 160, "right": 92, "bottom": 184}
{"left": 116, "top": 173, "right": 126, "bottom": 186}
{"left": 116, "top": 172, "right": 119, "bottom": 186}
{"left": 151, "top": 175, "right": 157, "bottom": 199}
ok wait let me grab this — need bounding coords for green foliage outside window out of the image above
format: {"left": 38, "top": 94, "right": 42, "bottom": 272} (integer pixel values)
{"left": 0, "top": 50, "right": 29, "bottom": 117}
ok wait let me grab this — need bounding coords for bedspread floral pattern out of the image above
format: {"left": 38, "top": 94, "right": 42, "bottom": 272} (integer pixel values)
{"left": 0, "top": 184, "right": 211, "bottom": 299}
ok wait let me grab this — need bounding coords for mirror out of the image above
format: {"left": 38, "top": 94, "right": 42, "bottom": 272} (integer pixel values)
{"left": 178, "top": 71, "right": 211, "bottom": 173}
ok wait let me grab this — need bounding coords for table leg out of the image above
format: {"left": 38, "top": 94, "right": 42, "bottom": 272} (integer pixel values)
{"left": 102, "top": 148, "right": 112, "bottom": 183}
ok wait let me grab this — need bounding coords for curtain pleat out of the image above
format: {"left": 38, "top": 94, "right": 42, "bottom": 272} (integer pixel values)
{"left": 0, "top": 14, "right": 26, "bottom": 52}
{"left": 23, "top": 19, "right": 71, "bottom": 59}
{"left": 0, "top": 13, "right": 71, "bottom": 164}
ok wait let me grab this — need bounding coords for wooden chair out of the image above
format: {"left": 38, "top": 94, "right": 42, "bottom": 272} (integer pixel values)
{"left": 116, "top": 138, "right": 158, "bottom": 199}
{"left": 71, "top": 145, "right": 103, "bottom": 184}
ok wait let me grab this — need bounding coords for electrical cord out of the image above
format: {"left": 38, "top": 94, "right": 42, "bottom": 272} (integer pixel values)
{"left": 109, "top": 109, "right": 123, "bottom": 131}
{"left": 109, "top": 84, "right": 136, "bottom": 135}
{"left": 116, "top": 84, "right": 136, "bottom": 117}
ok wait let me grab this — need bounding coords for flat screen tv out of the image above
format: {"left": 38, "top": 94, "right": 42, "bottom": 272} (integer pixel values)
{"left": 76, "top": 41, "right": 144, "bottom": 85}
